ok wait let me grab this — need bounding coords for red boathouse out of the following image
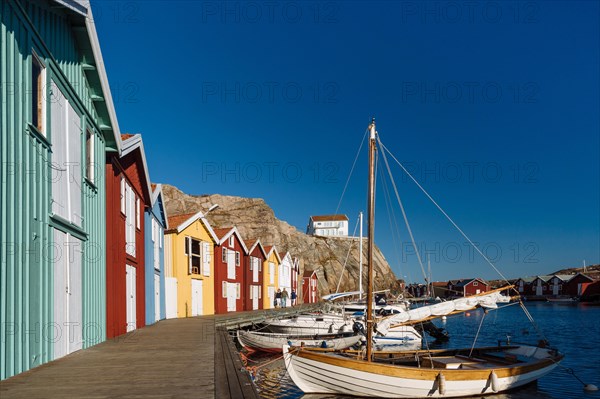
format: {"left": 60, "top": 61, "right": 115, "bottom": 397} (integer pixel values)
{"left": 213, "top": 227, "right": 248, "bottom": 313}
{"left": 106, "top": 134, "right": 152, "bottom": 338}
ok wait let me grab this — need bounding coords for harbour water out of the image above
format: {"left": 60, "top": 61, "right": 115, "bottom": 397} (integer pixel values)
{"left": 246, "top": 302, "right": 600, "bottom": 399}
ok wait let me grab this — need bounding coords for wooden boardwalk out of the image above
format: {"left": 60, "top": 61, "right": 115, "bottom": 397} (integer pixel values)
{"left": 0, "top": 306, "right": 316, "bottom": 398}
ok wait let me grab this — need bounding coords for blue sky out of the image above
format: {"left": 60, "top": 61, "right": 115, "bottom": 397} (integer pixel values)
{"left": 92, "top": 1, "right": 599, "bottom": 282}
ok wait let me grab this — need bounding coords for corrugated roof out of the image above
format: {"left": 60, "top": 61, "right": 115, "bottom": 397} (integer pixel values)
{"left": 311, "top": 214, "right": 348, "bottom": 222}
{"left": 553, "top": 274, "right": 573, "bottom": 281}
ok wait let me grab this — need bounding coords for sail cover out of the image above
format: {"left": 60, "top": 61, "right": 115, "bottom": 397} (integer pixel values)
{"left": 376, "top": 291, "right": 511, "bottom": 335}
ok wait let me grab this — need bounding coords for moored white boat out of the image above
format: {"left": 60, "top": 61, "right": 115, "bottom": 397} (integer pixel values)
{"left": 237, "top": 330, "right": 361, "bottom": 353}
{"left": 283, "top": 344, "right": 563, "bottom": 398}
{"left": 262, "top": 313, "right": 353, "bottom": 335}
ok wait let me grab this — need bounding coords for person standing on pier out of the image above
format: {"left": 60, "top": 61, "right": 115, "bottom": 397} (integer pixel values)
{"left": 291, "top": 289, "right": 297, "bottom": 306}
{"left": 281, "top": 288, "right": 289, "bottom": 308}
{"left": 275, "top": 289, "right": 282, "bottom": 308}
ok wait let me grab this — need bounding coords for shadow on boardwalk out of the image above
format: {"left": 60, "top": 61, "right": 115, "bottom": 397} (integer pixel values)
{"left": 0, "top": 317, "right": 216, "bottom": 398}
{"left": 0, "top": 306, "right": 316, "bottom": 398}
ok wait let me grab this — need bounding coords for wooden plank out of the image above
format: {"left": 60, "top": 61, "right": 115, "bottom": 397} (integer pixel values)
{"left": 214, "top": 328, "right": 231, "bottom": 399}
{"left": 222, "top": 329, "right": 259, "bottom": 398}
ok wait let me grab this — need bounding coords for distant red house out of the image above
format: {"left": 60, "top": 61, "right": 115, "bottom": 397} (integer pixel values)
{"left": 547, "top": 274, "right": 572, "bottom": 296}
{"left": 291, "top": 257, "right": 300, "bottom": 297}
{"left": 302, "top": 270, "right": 319, "bottom": 304}
{"left": 564, "top": 273, "right": 595, "bottom": 296}
{"left": 514, "top": 277, "right": 536, "bottom": 295}
{"left": 105, "top": 134, "right": 152, "bottom": 338}
{"left": 244, "top": 239, "right": 267, "bottom": 311}
{"left": 213, "top": 227, "right": 248, "bottom": 314}
{"left": 448, "top": 278, "right": 489, "bottom": 297}
{"left": 530, "top": 276, "right": 552, "bottom": 296}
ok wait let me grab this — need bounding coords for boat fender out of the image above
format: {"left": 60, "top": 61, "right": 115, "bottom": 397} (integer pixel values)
{"left": 353, "top": 321, "right": 366, "bottom": 336}
{"left": 320, "top": 340, "right": 327, "bottom": 348}
{"left": 489, "top": 370, "right": 499, "bottom": 392}
{"left": 437, "top": 373, "right": 446, "bottom": 395}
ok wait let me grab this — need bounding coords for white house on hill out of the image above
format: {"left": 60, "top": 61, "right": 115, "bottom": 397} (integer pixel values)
{"left": 307, "top": 215, "right": 349, "bottom": 237}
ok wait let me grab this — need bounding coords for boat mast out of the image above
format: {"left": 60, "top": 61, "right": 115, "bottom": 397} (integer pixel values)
{"left": 359, "top": 211, "right": 363, "bottom": 300}
{"left": 366, "top": 118, "right": 376, "bottom": 361}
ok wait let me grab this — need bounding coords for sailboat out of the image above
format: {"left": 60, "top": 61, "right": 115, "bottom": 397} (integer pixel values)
{"left": 283, "top": 119, "right": 563, "bottom": 398}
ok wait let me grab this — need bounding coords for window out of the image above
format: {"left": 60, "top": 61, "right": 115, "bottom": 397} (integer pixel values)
{"left": 269, "top": 262, "right": 275, "bottom": 284}
{"left": 50, "top": 80, "right": 82, "bottom": 227}
{"left": 32, "top": 51, "right": 46, "bottom": 135}
{"left": 186, "top": 236, "right": 201, "bottom": 274}
{"left": 235, "top": 251, "right": 240, "bottom": 266}
{"left": 222, "top": 247, "right": 227, "bottom": 262}
{"left": 85, "top": 129, "right": 94, "bottom": 183}
{"left": 473, "top": 282, "right": 478, "bottom": 286}
{"left": 124, "top": 181, "right": 136, "bottom": 256}
{"left": 229, "top": 236, "right": 234, "bottom": 247}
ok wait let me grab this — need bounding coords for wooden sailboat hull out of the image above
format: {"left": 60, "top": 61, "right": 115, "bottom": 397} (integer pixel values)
{"left": 283, "top": 345, "right": 562, "bottom": 398}
{"left": 237, "top": 330, "right": 362, "bottom": 353}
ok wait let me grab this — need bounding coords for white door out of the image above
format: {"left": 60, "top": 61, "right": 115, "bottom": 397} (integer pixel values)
{"left": 126, "top": 265, "right": 136, "bottom": 332}
{"left": 252, "top": 285, "right": 259, "bottom": 310}
{"left": 53, "top": 230, "right": 83, "bottom": 359}
{"left": 227, "top": 282, "right": 237, "bottom": 312}
{"left": 536, "top": 281, "right": 543, "bottom": 296}
{"left": 154, "top": 274, "right": 161, "bottom": 321}
{"left": 227, "top": 250, "right": 236, "bottom": 279}
{"left": 165, "top": 277, "right": 178, "bottom": 319}
{"left": 191, "top": 279, "right": 203, "bottom": 316}
{"left": 553, "top": 283, "right": 559, "bottom": 295}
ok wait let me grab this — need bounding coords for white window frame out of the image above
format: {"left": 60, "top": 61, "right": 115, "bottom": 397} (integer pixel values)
{"left": 222, "top": 247, "right": 227, "bottom": 262}
{"left": 202, "top": 241, "right": 211, "bottom": 277}
{"left": 235, "top": 251, "right": 240, "bottom": 266}
{"left": 186, "top": 236, "right": 202, "bottom": 275}
{"left": 136, "top": 197, "right": 141, "bottom": 230}
{"left": 120, "top": 178, "right": 126, "bottom": 214}
{"left": 124, "top": 181, "right": 136, "bottom": 257}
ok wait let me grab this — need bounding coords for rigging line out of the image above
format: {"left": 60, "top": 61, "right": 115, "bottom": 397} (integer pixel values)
{"left": 469, "top": 309, "right": 487, "bottom": 358}
{"left": 378, "top": 140, "right": 511, "bottom": 285}
{"left": 377, "top": 136, "right": 427, "bottom": 282}
{"left": 334, "top": 128, "right": 369, "bottom": 216}
{"left": 335, "top": 216, "right": 361, "bottom": 293}
{"left": 378, "top": 158, "right": 407, "bottom": 274}
{"left": 377, "top": 161, "right": 404, "bottom": 277}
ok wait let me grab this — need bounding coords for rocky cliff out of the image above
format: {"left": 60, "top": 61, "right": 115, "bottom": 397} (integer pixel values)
{"left": 161, "top": 184, "right": 401, "bottom": 296}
